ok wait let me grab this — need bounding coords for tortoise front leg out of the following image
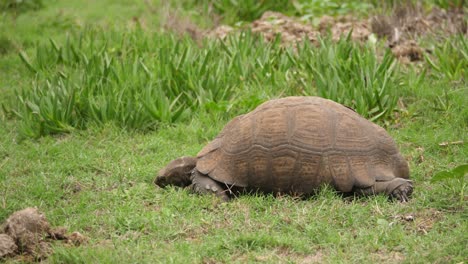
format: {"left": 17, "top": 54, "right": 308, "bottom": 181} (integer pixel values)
{"left": 190, "top": 170, "right": 230, "bottom": 201}
{"left": 355, "top": 178, "right": 413, "bottom": 202}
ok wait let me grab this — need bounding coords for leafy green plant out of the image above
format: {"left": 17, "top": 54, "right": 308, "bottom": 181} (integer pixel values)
{"left": 431, "top": 0, "right": 466, "bottom": 9}
{"left": 0, "top": 0, "right": 43, "bottom": 14}
{"left": 298, "top": 36, "right": 400, "bottom": 121}
{"left": 425, "top": 36, "right": 468, "bottom": 81}
{"left": 0, "top": 36, "right": 15, "bottom": 55}
{"left": 11, "top": 30, "right": 260, "bottom": 137}
{"left": 431, "top": 164, "right": 467, "bottom": 205}
{"left": 431, "top": 89, "right": 452, "bottom": 112}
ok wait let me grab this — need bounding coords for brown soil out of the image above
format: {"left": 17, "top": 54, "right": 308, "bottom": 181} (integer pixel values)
{"left": 318, "top": 15, "right": 372, "bottom": 42}
{"left": 371, "top": 6, "right": 466, "bottom": 61}
{"left": 163, "top": 10, "right": 204, "bottom": 42}
{"left": 391, "top": 40, "right": 424, "bottom": 63}
{"left": 394, "top": 208, "right": 443, "bottom": 234}
{"left": 207, "top": 25, "right": 234, "bottom": 40}
{"left": 0, "top": 234, "right": 17, "bottom": 258}
{"left": 0, "top": 207, "right": 87, "bottom": 261}
{"left": 372, "top": 249, "right": 405, "bottom": 263}
{"left": 250, "top": 11, "right": 319, "bottom": 45}
{"left": 371, "top": 6, "right": 467, "bottom": 44}
{"left": 202, "top": 6, "right": 466, "bottom": 63}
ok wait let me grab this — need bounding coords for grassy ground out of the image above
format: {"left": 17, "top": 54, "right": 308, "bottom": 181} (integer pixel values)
{"left": 1, "top": 0, "right": 467, "bottom": 263}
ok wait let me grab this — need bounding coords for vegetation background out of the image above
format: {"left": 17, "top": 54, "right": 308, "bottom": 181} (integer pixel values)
{"left": 0, "top": 0, "right": 466, "bottom": 263}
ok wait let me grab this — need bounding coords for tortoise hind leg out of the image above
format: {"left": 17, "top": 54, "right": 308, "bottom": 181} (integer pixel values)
{"left": 190, "top": 170, "right": 230, "bottom": 201}
{"left": 355, "top": 178, "right": 413, "bottom": 202}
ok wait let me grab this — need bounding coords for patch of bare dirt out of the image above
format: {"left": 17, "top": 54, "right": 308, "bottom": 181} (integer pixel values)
{"left": 295, "top": 251, "right": 324, "bottom": 264}
{"left": 318, "top": 15, "right": 371, "bottom": 42}
{"left": 209, "top": 11, "right": 372, "bottom": 46}
{"left": 205, "top": 12, "right": 372, "bottom": 45}
{"left": 371, "top": 5, "right": 466, "bottom": 61}
{"left": 203, "top": 6, "right": 466, "bottom": 63}
{"left": 207, "top": 25, "right": 234, "bottom": 40}
{"left": 257, "top": 248, "right": 324, "bottom": 263}
{"left": 163, "top": 9, "right": 205, "bottom": 42}
{"left": 229, "top": 247, "right": 324, "bottom": 263}
{"left": 250, "top": 11, "right": 319, "bottom": 45}
{"left": 208, "top": 12, "right": 372, "bottom": 46}
{"left": 0, "top": 207, "right": 87, "bottom": 261}
{"left": 391, "top": 40, "right": 424, "bottom": 63}
{"left": 371, "top": 6, "right": 466, "bottom": 44}
{"left": 144, "top": 0, "right": 208, "bottom": 43}
{"left": 372, "top": 248, "right": 405, "bottom": 263}
{"left": 394, "top": 208, "right": 443, "bottom": 234}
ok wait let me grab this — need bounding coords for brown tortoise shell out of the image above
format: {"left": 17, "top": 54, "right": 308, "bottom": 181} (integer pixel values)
{"left": 195, "top": 96, "right": 409, "bottom": 194}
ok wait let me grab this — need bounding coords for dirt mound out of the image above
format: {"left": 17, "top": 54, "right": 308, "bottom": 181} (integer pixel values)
{"left": 250, "top": 11, "right": 319, "bottom": 45}
{"left": 205, "top": 6, "right": 465, "bottom": 62}
{"left": 208, "top": 12, "right": 372, "bottom": 45}
{"left": 0, "top": 207, "right": 87, "bottom": 261}
{"left": 207, "top": 25, "right": 235, "bottom": 40}
{"left": 371, "top": 6, "right": 466, "bottom": 44}
{"left": 371, "top": 6, "right": 466, "bottom": 62}
{"left": 318, "top": 15, "right": 372, "bottom": 42}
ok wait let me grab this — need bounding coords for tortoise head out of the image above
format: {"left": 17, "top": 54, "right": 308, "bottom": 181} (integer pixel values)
{"left": 155, "top": 156, "right": 197, "bottom": 188}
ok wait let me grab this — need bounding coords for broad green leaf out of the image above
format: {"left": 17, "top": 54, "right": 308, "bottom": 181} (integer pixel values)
{"left": 432, "top": 164, "right": 468, "bottom": 183}
{"left": 431, "top": 171, "right": 454, "bottom": 183}
{"left": 452, "top": 164, "right": 468, "bottom": 179}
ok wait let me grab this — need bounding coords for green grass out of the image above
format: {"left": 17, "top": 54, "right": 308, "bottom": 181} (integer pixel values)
{"left": 1, "top": 0, "right": 467, "bottom": 263}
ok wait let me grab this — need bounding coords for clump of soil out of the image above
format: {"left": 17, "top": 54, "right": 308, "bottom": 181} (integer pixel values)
{"left": 0, "top": 207, "right": 87, "bottom": 261}
{"left": 318, "top": 15, "right": 371, "bottom": 42}
{"left": 0, "top": 234, "right": 17, "bottom": 258}
{"left": 3, "top": 207, "right": 51, "bottom": 258}
{"left": 394, "top": 208, "right": 444, "bottom": 234}
{"left": 391, "top": 40, "right": 424, "bottom": 63}
{"left": 207, "top": 25, "right": 235, "bottom": 40}
{"left": 250, "top": 11, "right": 319, "bottom": 45}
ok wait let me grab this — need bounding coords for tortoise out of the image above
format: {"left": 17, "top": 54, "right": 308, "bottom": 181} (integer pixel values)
{"left": 155, "top": 96, "right": 413, "bottom": 202}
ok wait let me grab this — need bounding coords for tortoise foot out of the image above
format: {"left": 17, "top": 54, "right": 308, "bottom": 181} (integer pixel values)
{"left": 390, "top": 180, "right": 413, "bottom": 203}
{"left": 191, "top": 171, "right": 230, "bottom": 201}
